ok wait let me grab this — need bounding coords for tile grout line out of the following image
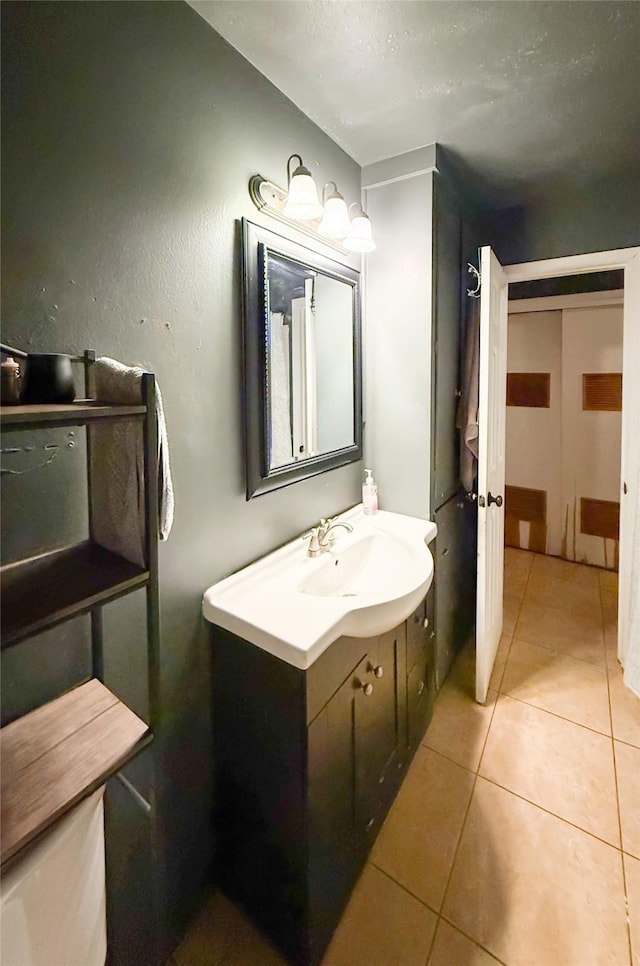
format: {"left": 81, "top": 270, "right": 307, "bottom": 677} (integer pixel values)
{"left": 612, "top": 734, "right": 640, "bottom": 752}
{"left": 496, "top": 688, "right": 612, "bottom": 740}
{"left": 509, "top": 631, "right": 609, "bottom": 670}
{"left": 476, "top": 771, "right": 622, "bottom": 854}
{"left": 423, "top": 916, "right": 443, "bottom": 966}
{"left": 357, "top": 867, "right": 499, "bottom": 966}
{"left": 496, "top": 563, "right": 624, "bottom": 857}
{"left": 436, "top": 911, "right": 509, "bottom": 965}
{"left": 368, "top": 859, "right": 441, "bottom": 918}
{"left": 501, "top": 557, "right": 612, "bottom": 739}
{"left": 519, "top": 554, "right": 610, "bottom": 670}
{"left": 425, "top": 555, "right": 630, "bottom": 966}
{"left": 495, "top": 556, "right": 630, "bottom": 964}
{"left": 420, "top": 740, "right": 485, "bottom": 777}
{"left": 424, "top": 660, "right": 503, "bottom": 964}
{"left": 505, "top": 554, "right": 533, "bottom": 645}
{"left": 496, "top": 554, "right": 534, "bottom": 689}
{"left": 423, "top": 553, "right": 528, "bottom": 963}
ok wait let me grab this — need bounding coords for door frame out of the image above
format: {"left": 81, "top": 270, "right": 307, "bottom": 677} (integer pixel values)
{"left": 502, "top": 246, "right": 640, "bottom": 669}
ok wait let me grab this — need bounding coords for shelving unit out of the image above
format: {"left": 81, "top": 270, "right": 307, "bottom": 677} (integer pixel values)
{"left": 1, "top": 541, "right": 148, "bottom": 648}
{"left": 0, "top": 401, "right": 146, "bottom": 428}
{"left": 1, "top": 679, "right": 150, "bottom": 865}
{"left": 0, "top": 363, "right": 160, "bottom": 872}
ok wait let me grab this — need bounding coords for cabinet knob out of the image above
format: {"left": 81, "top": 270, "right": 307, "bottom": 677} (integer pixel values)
{"left": 368, "top": 663, "right": 384, "bottom": 679}
{"left": 358, "top": 681, "right": 374, "bottom": 697}
{"left": 417, "top": 681, "right": 425, "bottom": 696}
{"left": 423, "top": 618, "right": 429, "bottom": 629}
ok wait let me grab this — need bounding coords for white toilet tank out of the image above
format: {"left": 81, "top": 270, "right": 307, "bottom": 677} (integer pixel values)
{"left": 1, "top": 787, "right": 107, "bottom": 966}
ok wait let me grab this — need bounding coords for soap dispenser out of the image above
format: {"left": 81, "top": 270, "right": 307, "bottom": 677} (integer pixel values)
{"left": 362, "top": 468, "right": 378, "bottom": 515}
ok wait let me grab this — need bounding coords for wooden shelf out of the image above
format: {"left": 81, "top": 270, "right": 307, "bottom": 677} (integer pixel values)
{"left": 0, "top": 678, "right": 149, "bottom": 867}
{"left": 0, "top": 400, "right": 146, "bottom": 428}
{"left": 1, "top": 541, "right": 149, "bottom": 649}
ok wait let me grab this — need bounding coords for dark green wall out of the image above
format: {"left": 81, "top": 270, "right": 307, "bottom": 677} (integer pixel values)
{"left": 1, "top": 1, "right": 361, "bottom": 959}
{"left": 481, "top": 170, "right": 640, "bottom": 265}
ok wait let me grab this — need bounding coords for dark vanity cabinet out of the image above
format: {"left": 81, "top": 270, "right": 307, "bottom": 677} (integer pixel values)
{"left": 210, "top": 592, "right": 435, "bottom": 966}
{"left": 406, "top": 592, "right": 436, "bottom": 749}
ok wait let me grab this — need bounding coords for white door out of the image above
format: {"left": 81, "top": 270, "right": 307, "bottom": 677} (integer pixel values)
{"left": 619, "top": 249, "right": 640, "bottom": 670}
{"left": 476, "top": 247, "right": 509, "bottom": 704}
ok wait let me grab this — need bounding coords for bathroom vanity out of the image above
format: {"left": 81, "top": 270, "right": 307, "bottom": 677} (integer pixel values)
{"left": 203, "top": 508, "right": 436, "bottom": 966}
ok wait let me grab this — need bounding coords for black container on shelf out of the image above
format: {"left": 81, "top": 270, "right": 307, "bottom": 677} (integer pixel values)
{"left": 0, "top": 344, "right": 76, "bottom": 405}
{"left": 23, "top": 354, "right": 75, "bottom": 404}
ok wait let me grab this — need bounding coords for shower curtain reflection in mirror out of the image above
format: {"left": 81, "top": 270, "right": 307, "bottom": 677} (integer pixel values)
{"left": 267, "top": 253, "right": 354, "bottom": 471}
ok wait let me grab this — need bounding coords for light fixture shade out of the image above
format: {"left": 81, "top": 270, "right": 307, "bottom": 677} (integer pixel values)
{"left": 318, "top": 194, "right": 352, "bottom": 239}
{"left": 344, "top": 207, "right": 376, "bottom": 253}
{"left": 283, "top": 162, "right": 324, "bottom": 221}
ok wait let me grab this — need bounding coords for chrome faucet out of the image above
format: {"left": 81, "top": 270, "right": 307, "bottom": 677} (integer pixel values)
{"left": 302, "top": 517, "right": 354, "bottom": 557}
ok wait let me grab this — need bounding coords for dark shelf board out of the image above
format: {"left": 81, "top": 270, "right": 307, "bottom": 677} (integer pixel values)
{"left": 1, "top": 678, "right": 150, "bottom": 867}
{"left": 1, "top": 541, "right": 149, "bottom": 648}
{"left": 0, "top": 400, "right": 146, "bottom": 428}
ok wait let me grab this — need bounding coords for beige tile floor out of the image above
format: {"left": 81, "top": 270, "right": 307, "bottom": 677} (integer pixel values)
{"left": 171, "top": 550, "right": 640, "bottom": 966}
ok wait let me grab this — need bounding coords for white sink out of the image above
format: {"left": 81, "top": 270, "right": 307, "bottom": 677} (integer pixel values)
{"left": 202, "top": 505, "right": 437, "bottom": 669}
{"left": 300, "top": 531, "right": 423, "bottom": 600}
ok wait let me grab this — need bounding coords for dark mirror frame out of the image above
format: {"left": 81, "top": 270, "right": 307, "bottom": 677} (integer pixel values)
{"left": 241, "top": 218, "right": 363, "bottom": 499}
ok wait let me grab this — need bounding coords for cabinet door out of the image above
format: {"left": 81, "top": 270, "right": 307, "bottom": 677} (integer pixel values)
{"left": 406, "top": 591, "right": 434, "bottom": 672}
{"left": 406, "top": 598, "right": 426, "bottom": 671}
{"left": 407, "top": 643, "right": 435, "bottom": 752}
{"left": 433, "top": 493, "right": 476, "bottom": 688}
{"left": 307, "top": 653, "right": 369, "bottom": 964}
{"left": 354, "top": 627, "right": 406, "bottom": 838}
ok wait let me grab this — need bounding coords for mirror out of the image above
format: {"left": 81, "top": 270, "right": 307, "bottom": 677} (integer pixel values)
{"left": 241, "top": 219, "right": 362, "bottom": 499}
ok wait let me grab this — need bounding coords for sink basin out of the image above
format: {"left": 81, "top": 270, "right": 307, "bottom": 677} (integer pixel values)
{"left": 202, "top": 506, "right": 437, "bottom": 669}
{"left": 299, "top": 531, "right": 424, "bottom": 600}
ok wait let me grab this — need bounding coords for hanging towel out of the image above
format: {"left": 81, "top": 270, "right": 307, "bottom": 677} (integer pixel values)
{"left": 89, "top": 358, "right": 174, "bottom": 567}
{"left": 456, "top": 296, "right": 480, "bottom": 494}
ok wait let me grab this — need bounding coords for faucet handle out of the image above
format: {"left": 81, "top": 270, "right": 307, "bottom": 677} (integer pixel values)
{"left": 302, "top": 526, "right": 322, "bottom": 557}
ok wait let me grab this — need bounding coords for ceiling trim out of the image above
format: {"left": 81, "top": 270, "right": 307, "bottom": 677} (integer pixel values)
{"left": 504, "top": 248, "right": 640, "bottom": 282}
{"left": 362, "top": 144, "right": 438, "bottom": 191}
{"left": 509, "top": 289, "right": 624, "bottom": 313}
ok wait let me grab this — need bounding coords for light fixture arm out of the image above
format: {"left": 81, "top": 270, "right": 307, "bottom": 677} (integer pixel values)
{"left": 287, "top": 154, "right": 304, "bottom": 184}
{"left": 322, "top": 181, "right": 339, "bottom": 203}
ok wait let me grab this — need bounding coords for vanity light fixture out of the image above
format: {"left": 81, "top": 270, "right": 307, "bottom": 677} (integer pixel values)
{"left": 317, "top": 182, "right": 352, "bottom": 240}
{"left": 343, "top": 203, "right": 376, "bottom": 253}
{"left": 282, "top": 154, "right": 324, "bottom": 221}
{"left": 248, "top": 155, "right": 375, "bottom": 256}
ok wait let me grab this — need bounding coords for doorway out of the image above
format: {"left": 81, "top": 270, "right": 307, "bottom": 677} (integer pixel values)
{"left": 505, "top": 283, "right": 624, "bottom": 569}
{"left": 502, "top": 279, "right": 624, "bottom": 677}
{"left": 502, "top": 248, "right": 639, "bottom": 677}
{"left": 475, "top": 245, "right": 640, "bottom": 702}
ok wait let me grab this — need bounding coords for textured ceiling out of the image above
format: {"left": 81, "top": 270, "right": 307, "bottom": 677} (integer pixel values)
{"left": 189, "top": 0, "right": 640, "bottom": 207}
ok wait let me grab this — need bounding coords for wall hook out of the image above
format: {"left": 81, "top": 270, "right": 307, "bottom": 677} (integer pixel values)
{"left": 467, "top": 263, "right": 481, "bottom": 298}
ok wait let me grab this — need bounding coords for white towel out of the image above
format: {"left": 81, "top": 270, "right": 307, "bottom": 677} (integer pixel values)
{"left": 90, "top": 358, "right": 174, "bottom": 567}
